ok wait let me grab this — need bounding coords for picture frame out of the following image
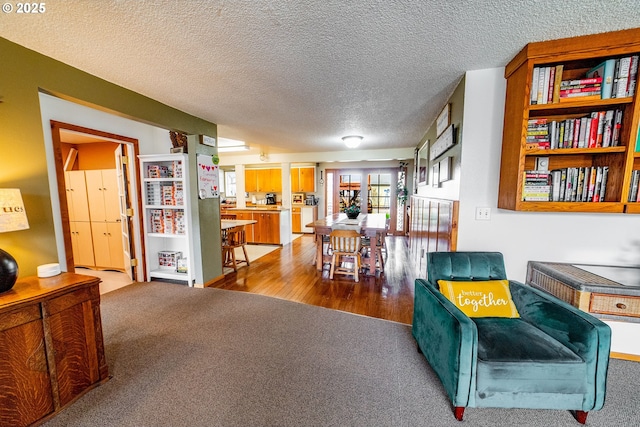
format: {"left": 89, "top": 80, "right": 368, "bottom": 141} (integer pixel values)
{"left": 439, "top": 156, "right": 452, "bottom": 182}
{"left": 200, "top": 135, "right": 216, "bottom": 147}
{"left": 436, "top": 103, "right": 451, "bottom": 137}
{"left": 430, "top": 124, "right": 456, "bottom": 161}
{"left": 432, "top": 163, "right": 440, "bottom": 188}
{"left": 417, "top": 140, "right": 429, "bottom": 186}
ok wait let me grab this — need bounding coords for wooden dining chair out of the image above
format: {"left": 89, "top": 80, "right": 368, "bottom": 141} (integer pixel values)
{"left": 222, "top": 225, "right": 249, "bottom": 271}
{"left": 329, "top": 229, "right": 362, "bottom": 282}
{"left": 221, "top": 213, "right": 237, "bottom": 220}
{"left": 361, "top": 233, "right": 384, "bottom": 273}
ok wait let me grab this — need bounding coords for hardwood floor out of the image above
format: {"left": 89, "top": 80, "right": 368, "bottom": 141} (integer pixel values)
{"left": 211, "top": 234, "right": 420, "bottom": 324}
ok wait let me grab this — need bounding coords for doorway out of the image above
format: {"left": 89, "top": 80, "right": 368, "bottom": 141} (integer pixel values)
{"left": 325, "top": 166, "right": 408, "bottom": 235}
{"left": 50, "top": 121, "right": 143, "bottom": 290}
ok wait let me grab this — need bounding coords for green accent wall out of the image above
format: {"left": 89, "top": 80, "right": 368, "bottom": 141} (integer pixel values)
{"left": 0, "top": 37, "right": 219, "bottom": 281}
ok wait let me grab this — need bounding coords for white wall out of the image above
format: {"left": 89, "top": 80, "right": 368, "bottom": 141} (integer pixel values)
{"left": 457, "top": 68, "right": 640, "bottom": 282}
{"left": 39, "top": 92, "right": 172, "bottom": 290}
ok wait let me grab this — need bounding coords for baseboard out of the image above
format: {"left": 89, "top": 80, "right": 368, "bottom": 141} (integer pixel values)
{"left": 610, "top": 351, "right": 640, "bottom": 362}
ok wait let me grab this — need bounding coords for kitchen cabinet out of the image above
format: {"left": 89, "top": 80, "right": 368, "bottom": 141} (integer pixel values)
{"left": 291, "top": 167, "right": 316, "bottom": 192}
{"left": 0, "top": 273, "right": 108, "bottom": 427}
{"left": 254, "top": 211, "right": 280, "bottom": 244}
{"left": 245, "top": 168, "right": 282, "bottom": 193}
{"left": 228, "top": 209, "right": 291, "bottom": 245}
{"left": 292, "top": 207, "right": 301, "bottom": 233}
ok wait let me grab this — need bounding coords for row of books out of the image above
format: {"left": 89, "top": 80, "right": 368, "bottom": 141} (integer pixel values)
{"left": 522, "top": 167, "right": 609, "bottom": 202}
{"left": 530, "top": 55, "right": 639, "bottom": 105}
{"left": 629, "top": 170, "right": 640, "bottom": 202}
{"left": 145, "top": 182, "right": 184, "bottom": 206}
{"left": 146, "top": 161, "right": 183, "bottom": 179}
{"left": 586, "top": 56, "right": 639, "bottom": 100}
{"left": 526, "top": 109, "right": 622, "bottom": 150}
{"left": 149, "top": 209, "right": 186, "bottom": 234}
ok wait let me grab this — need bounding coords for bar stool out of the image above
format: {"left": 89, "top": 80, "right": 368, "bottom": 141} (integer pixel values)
{"left": 222, "top": 225, "right": 249, "bottom": 271}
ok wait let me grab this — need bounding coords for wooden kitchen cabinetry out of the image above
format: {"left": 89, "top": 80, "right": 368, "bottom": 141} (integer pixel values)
{"left": 292, "top": 207, "right": 302, "bottom": 233}
{"left": 498, "top": 28, "right": 640, "bottom": 213}
{"left": 228, "top": 209, "right": 290, "bottom": 244}
{"left": 0, "top": 273, "right": 109, "bottom": 427}
{"left": 291, "top": 166, "right": 316, "bottom": 192}
{"left": 245, "top": 168, "right": 282, "bottom": 192}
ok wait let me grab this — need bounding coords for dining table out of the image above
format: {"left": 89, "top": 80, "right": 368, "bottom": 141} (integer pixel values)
{"left": 306, "top": 212, "right": 388, "bottom": 276}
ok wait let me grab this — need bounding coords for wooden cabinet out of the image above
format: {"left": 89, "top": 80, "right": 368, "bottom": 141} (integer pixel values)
{"left": 64, "top": 171, "right": 90, "bottom": 222}
{"left": 85, "top": 169, "right": 120, "bottom": 222}
{"left": 253, "top": 211, "right": 280, "bottom": 244}
{"left": 228, "top": 209, "right": 284, "bottom": 244}
{"left": 69, "top": 221, "right": 95, "bottom": 267}
{"left": 0, "top": 274, "right": 108, "bottom": 427}
{"left": 292, "top": 207, "right": 301, "bottom": 233}
{"left": 234, "top": 211, "right": 255, "bottom": 242}
{"left": 91, "top": 222, "right": 124, "bottom": 269}
{"left": 498, "top": 28, "right": 640, "bottom": 213}
{"left": 291, "top": 167, "right": 315, "bottom": 192}
{"left": 245, "top": 169, "right": 258, "bottom": 192}
{"left": 245, "top": 168, "right": 282, "bottom": 193}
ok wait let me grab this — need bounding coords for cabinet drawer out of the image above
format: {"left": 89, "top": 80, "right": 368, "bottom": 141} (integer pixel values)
{"left": 590, "top": 293, "right": 640, "bottom": 318}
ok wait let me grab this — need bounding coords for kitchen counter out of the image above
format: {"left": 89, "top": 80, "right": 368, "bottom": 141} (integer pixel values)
{"left": 228, "top": 206, "right": 289, "bottom": 211}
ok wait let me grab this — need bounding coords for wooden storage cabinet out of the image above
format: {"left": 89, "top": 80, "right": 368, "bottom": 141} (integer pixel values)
{"left": 291, "top": 166, "right": 315, "bottom": 192}
{"left": 91, "top": 221, "right": 124, "bottom": 269}
{"left": 64, "top": 171, "right": 90, "bottom": 222}
{"left": 139, "top": 154, "right": 194, "bottom": 285}
{"left": 0, "top": 274, "right": 108, "bottom": 427}
{"left": 245, "top": 168, "right": 282, "bottom": 193}
{"left": 498, "top": 28, "right": 640, "bottom": 213}
{"left": 69, "top": 221, "right": 95, "bottom": 267}
{"left": 292, "top": 207, "right": 301, "bottom": 233}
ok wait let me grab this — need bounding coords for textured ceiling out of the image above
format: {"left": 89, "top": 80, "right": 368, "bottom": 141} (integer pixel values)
{"left": 1, "top": 1, "right": 639, "bottom": 153}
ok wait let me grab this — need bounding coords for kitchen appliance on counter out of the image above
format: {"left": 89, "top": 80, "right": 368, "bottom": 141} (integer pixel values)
{"left": 265, "top": 193, "right": 277, "bottom": 205}
{"left": 292, "top": 193, "right": 304, "bottom": 204}
{"left": 305, "top": 195, "right": 318, "bottom": 205}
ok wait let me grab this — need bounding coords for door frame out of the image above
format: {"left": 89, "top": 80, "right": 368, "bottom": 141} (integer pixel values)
{"left": 50, "top": 120, "right": 144, "bottom": 279}
{"left": 325, "top": 167, "right": 406, "bottom": 235}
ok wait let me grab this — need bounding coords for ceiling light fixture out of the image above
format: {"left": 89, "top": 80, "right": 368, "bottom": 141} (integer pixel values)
{"left": 217, "top": 137, "right": 250, "bottom": 152}
{"left": 342, "top": 135, "right": 363, "bottom": 149}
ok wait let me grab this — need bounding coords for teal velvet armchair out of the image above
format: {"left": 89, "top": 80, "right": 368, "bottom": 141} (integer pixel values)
{"left": 412, "top": 252, "right": 611, "bottom": 424}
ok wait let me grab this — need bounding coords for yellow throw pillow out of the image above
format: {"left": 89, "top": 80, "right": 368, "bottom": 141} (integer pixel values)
{"left": 437, "top": 280, "right": 520, "bottom": 318}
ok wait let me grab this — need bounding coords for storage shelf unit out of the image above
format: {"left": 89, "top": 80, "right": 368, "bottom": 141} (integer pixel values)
{"left": 139, "top": 154, "right": 194, "bottom": 285}
{"left": 498, "top": 28, "right": 640, "bottom": 214}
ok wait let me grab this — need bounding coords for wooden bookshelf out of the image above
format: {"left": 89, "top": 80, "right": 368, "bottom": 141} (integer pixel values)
{"left": 498, "top": 28, "right": 640, "bottom": 213}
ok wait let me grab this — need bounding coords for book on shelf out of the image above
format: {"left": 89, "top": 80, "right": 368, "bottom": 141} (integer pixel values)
{"left": 586, "top": 59, "right": 616, "bottom": 99}
{"left": 629, "top": 170, "right": 640, "bottom": 202}
{"left": 636, "top": 126, "right": 640, "bottom": 152}
{"left": 548, "top": 166, "right": 609, "bottom": 202}
{"left": 522, "top": 170, "right": 551, "bottom": 201}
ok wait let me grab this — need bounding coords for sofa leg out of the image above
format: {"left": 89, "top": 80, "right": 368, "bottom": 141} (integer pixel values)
{"left": 573, "top": 410, "right": 588, "bottom": 424}
{"left": 454, "top": 406, "right": 465, "bottom": 421}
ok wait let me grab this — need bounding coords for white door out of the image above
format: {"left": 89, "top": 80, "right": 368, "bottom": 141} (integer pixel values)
{"left": 115, "top": 145, "right": 135, "bottom": 280}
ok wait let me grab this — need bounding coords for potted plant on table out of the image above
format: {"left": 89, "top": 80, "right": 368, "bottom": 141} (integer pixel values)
{"left": 344, "top": 203, "right": 361, "bottom": 219}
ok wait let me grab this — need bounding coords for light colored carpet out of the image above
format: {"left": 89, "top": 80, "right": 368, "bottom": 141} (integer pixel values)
{"left": 42, "top": 282, "right": 640, "bottom": 427}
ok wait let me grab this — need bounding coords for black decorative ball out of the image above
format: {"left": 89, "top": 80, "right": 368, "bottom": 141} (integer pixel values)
{"left": 0, "top": 248, "right": 19, "bottom": 293}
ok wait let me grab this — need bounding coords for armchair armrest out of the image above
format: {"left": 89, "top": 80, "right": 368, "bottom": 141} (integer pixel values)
{"left": 509, "top": 280, "right": 611, "bottom": 410}
{"left": 412, "top": 279, "right": 477, "bottom": 407}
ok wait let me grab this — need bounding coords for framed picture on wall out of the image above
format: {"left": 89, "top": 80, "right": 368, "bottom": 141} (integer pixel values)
{"left": 436, "top": 103, "right": 451, "bottom": 137}
{"left": 432, "top": 163, "right": 440, "bottom": 188}
{"left": 417, "top": 140, "right": 429, "bottom": 186}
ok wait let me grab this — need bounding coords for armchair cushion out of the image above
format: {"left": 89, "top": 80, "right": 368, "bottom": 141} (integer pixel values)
{"left": 438, "top": 280, "right": 520, "bottom": 318}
